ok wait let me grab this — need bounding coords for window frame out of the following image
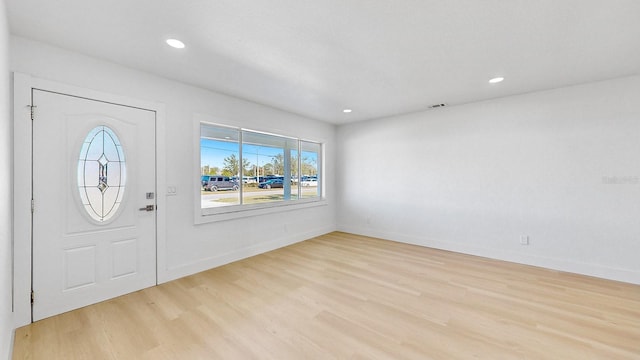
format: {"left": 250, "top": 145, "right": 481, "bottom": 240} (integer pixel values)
{"left": 195, "top": 118, "right": 326, "bottom": 224}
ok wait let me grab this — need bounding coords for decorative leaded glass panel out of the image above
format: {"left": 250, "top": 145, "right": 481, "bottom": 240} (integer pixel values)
{"left": 77, "top": 126, "right": 126, "bottom": 222}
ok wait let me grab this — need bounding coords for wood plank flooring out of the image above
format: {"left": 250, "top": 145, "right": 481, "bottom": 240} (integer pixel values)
{"left": 13, "top": 232, "right": 640, "bottom": 359}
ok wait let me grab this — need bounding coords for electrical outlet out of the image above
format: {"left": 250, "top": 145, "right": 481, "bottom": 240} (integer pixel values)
{"left": 519, "top": 235, "right": 529, "bottom": 245}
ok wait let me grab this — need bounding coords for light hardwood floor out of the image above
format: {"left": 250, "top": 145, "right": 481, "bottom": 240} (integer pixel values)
{"left": 13, "top": 232, "right": 640, "bottom": 359}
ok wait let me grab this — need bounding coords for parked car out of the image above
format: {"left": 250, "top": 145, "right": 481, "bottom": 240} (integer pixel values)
{"left": 243, "top": 176, "right": 257, "bottom": 184}
{"left": 300, "top": 178, "right": 318, "bottom": 187}
{"left": 264, "top": 175, "right": 283, "bottom": 181}
{"left": 258, "top": 178, "right": 284, "bottom": 189}
{"left": 204, "top": 176, "right": 239, "bottom": 191}
{"left": 201, "top": 175, "right": 211, "bottom": 188}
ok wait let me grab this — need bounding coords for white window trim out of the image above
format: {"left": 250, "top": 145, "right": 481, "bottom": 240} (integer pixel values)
{"left": 194, "top": 115, "right": 327, "bottom": 224}
{"left": 196, "top": 199, "right": 328, "bottom": 224}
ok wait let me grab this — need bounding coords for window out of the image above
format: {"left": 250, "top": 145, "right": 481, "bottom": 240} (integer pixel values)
{"left": 200, "top": 123, "right": 323, "bottom": 215}
{"left": 200, "top": 125, "right": 240, "bottom": 206}
{"left": 300, "top": 141, "right": 321, "bottom": 199}
{"left": 77, "top": 125, "right": 126, "bottom": 223}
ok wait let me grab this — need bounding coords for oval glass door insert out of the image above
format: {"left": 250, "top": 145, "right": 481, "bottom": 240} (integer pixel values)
{"left": 77, "top": 126, "right": 126, "bottom": 222}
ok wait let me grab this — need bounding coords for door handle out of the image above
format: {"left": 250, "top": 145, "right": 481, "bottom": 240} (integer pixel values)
{"left": 139, "top": 205, "right": 155, "bottom": 211}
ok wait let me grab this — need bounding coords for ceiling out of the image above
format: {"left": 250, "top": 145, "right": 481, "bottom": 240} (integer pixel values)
{"left": 6, "top": 0, "right": 640, "bottom": 124}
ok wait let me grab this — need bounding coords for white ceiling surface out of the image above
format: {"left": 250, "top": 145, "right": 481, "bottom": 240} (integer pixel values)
{"left": 7, "top": 0, "right": 640, "bottom": 124}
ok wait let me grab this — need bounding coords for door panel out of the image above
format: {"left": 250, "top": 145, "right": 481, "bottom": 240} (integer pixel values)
{"left": 32, "top": 89, "right": 156, "bottom": 321}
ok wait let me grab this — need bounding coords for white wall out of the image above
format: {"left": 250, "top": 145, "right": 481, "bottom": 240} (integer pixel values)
{"left": 0, "top": 1, "right": 12, "bottom": 358}
{"left": 10, "top": 35, "right": 336, "bottom": 315}
{"left": 337, "top": 76, "right": 640, "bottom": 284}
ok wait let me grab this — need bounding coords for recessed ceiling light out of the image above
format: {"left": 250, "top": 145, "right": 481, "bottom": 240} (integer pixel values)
{"left": 343, "top": 109, "right": 352, "bottom": 113}
{"left": 489, "top": 77, "right": 504, "bottom": 84}
{"left": 166, "top": 39, "right": 185, "bottom": 49}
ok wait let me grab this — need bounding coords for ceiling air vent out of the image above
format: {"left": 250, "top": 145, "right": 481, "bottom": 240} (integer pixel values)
{"left": 428, "top": 103, "right": 447, "bottom": 109}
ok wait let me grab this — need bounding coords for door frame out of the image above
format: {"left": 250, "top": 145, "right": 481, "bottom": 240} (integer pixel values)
{"left": 13, "top": 73, "right": 167, "bottom": 326}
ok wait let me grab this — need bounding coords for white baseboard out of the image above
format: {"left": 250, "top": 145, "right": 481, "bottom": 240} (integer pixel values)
{"left": 159, "top": 225, "right": 335, "bottom": 283}
{"left": 337, "top": 225, "right": 640, "bottom": 285}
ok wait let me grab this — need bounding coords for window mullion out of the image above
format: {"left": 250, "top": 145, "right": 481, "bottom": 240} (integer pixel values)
{"left": 297, "top": 140, "right": 302, "bottom": 200}
{"left": 238, "top": 129, "right": 243, "bottom": 205}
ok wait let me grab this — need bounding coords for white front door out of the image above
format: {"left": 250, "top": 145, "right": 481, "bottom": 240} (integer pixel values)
{"left": 32, "top": 89, "right": 157, "bottom": 321}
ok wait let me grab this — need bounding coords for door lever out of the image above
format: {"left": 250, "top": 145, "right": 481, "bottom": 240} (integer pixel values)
{"left": 139, "top": 205, "right": 155, "bottom": 211}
